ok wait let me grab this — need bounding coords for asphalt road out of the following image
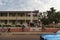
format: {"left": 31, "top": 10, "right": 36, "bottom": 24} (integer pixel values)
{"left": 0, "top": 33, "right": 39, "bottom": 40}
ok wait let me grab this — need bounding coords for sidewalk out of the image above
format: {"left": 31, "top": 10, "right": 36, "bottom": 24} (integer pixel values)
{"left": 0, "top": 32, "right": 53, "bottom": 35}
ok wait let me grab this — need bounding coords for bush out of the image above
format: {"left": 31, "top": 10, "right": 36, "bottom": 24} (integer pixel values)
{"left": 15, "top": 25, "right": 21, "bottom": 27}
{"left": 3, "top": 25, "right": 11, "bottom": 27}
{"left": 45, "top": 26, "right": 54, "bottom": 28}
{"left": 0, "top": 25, "right": 1, "bottom": 27}
{"left": 55, "top": 26, "right": 60, "bottom": 28}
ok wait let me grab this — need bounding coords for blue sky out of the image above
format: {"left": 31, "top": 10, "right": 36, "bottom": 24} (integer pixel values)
{"left": 0, "top": 0, "right": 60, "bottom": 12}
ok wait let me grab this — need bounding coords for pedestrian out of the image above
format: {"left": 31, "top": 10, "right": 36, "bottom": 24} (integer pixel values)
{"left": 8, "top": 27, "right": 10, "bottom": 32}
{"left": 22, "top": 24, "right": 25, "bottom": 32}
{"left": 2, "top": 25, "right": 4, "bottom": 32}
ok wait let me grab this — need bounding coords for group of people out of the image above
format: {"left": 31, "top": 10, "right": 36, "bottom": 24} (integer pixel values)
{"left": 1, "top": 24, "right": 25, "bottom": 32}
{"left": 2, "top": 27, "right": 10, "bottom": 32}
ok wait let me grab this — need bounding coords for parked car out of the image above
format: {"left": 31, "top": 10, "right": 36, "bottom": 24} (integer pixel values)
{"left": 39, "top": 30, "right": 60, "bottom": 40}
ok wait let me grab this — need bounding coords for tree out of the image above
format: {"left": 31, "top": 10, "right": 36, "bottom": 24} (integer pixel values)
{"left": 47, "top": 7, "right": 59, "bottom": 24}
{"left": 41, "top": 17, "right": 49, "bottom": 25}
{"left": 40, "top": 7, "right": 60, "bottom": 30}
{"left": 41, "top": 7, "right": 60, "bottom": 25}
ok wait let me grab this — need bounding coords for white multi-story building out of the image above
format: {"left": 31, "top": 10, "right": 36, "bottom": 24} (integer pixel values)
{"left": 0, "top": 10, "right": 39, "bottom": 27}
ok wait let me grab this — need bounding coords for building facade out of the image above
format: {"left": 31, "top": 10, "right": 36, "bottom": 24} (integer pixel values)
{"left": 0, "top": 10, "right": 58, "bottom": 32}
{"left": 0, "top": 10, "right": 39, "bottom": 27}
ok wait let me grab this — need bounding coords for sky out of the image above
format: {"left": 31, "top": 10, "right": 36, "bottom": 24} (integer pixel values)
{"left": 0, "top": 0, "right": 60, "bottom": 12}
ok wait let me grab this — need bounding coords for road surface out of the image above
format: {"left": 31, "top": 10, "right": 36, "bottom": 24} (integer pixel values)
{"left": 0, "top": 33, "right": 39, "bottom": 40}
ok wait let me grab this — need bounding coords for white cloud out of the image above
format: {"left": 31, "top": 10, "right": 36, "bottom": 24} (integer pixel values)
{"left": 0, "top": 0, "right": 60, "bottom": 12}
{"left": 0, "top": 0, "right": 3, "bottom": 5}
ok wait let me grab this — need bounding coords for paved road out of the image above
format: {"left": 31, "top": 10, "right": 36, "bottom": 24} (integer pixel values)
{"left": 0, "top": 33, "right": 39, "bottom": 40}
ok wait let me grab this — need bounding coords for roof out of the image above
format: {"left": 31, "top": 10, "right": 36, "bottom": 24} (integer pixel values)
{"left": 0, "top": 10, "right": 39, "bottom": 13}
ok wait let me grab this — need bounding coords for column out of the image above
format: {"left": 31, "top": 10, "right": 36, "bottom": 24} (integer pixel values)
{"left": 7, "top": 12, "right": 9, "bottom": 25}
{"left": 30, "top": 12, "right": 33, "bottom": 23}
{"left": 16, "top": 13, "right": 17, "bottom": 25}
{"left": 25, "top": 13, "right": 26, "bottom": 24}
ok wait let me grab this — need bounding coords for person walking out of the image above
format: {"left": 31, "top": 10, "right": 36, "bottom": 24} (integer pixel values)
{"left": 8, "top": 27, "right": 10, "bottom": 32}
{"left": 2, "top": 25, "right": 4, "bottom": 32}
{"left": 22, "top": 24, "right": 25, "bottom": 32}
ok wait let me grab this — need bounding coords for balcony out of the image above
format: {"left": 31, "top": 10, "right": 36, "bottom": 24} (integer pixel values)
{"left": 0, "top": 16, "right": 38, "bottom": 20}
{"left": 0, "top": 16, "right": 16, "bottom": 20}
{"left": 16, "top": 16, "right": 38, "bottom": 20}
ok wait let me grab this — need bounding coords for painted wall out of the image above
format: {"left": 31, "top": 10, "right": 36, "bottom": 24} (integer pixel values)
{"left": 0, "top": 27, "right": 59, "bottom": 32}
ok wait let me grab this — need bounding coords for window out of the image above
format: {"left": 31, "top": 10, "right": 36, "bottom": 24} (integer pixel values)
{"left": 9, "top": 13, "right": 16, "bottom": 16}
{"left": 0, "top": 13, "right": 7, "bottom": 16}
{"left": 18, "top": 13, "right": 25, "bottom": 16}
{"left": 30, "top": 22, "right": 35, "bottom": 27}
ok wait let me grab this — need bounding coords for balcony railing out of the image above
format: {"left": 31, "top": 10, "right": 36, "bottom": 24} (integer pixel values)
{"left": 0, "top": 16, "right": 38, "bottom": 20}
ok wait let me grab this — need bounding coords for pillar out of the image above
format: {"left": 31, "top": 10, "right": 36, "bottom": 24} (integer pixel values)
{"left": 30, "top": 12, "right": 33, "bottom": 23}
{"left": 7, "top": 12, "right": 9, "bottom": 25}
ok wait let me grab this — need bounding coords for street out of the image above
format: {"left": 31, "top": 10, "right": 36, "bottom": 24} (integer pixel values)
{"left": 0, "top": 33, "right": 39, "bottom": 40}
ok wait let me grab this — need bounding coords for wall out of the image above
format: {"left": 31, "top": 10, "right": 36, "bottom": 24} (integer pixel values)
{"left": 0, "top": 27, "right": 59, "bottom": 33}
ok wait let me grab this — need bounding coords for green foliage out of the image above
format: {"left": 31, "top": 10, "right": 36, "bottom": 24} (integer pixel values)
{"left": 45, "top": 26, "right": 54, "bottom": 28}
{"left": 41, "top": 7, "right": 60, "bottom": 25}
{"left": 55, "top": 26, "right": 60, "bottom": 28}
{"left": 41, "top": 17, "right": 49, "bottom": 25}
{"left": 0, "top": 25, "right": 1, "bottom": 27}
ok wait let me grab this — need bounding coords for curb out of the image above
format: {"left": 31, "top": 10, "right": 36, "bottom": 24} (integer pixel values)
{"left": 0, "top": 32, "right": 53, "bottom": 35}
{"left": 12, "top": 32, "right": 53, "bottom": 35}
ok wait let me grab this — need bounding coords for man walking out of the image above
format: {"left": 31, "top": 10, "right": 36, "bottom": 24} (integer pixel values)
{"left": 2, "top": 25, "right": 4, "bottom": 32}
{"left": 8, "top": 27, "right": 10, "bottom": 32}
{"left": 22, "top": 24, "right": 25, "bottom": 32}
